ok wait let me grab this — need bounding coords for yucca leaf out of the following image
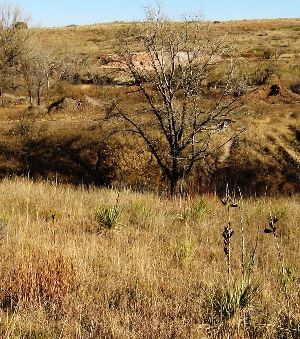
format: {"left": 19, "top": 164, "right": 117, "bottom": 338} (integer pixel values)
{"left": 264, "top": 228, "right": 273, "bottom": 233}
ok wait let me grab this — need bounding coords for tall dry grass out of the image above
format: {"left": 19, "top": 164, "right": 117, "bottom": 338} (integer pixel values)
{"left": 0, "top": 178, "right": 298, "bottom": 337}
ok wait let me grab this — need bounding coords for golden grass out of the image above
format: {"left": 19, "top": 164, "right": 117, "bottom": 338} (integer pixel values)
{"left": 32, "top": 18, "right": 300, "bottom": 87}
{"left": 0, "top": 18, "right": 299, "bottom": 194}
{"left": 33, "top": 18, "right": 300, "bottom": 55}
{"left": 0, "top": 178, "right": 298, "bottom": 337}
{"left": 0, "top": 20, "right": 293, "bottom": 337}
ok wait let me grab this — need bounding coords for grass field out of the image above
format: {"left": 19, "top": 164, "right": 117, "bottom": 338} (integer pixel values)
{"left": 0, "top": 18, "right": 299, "bottom": 337}
{"left": 0, "top": 177, "right": 298, "bottom": 338}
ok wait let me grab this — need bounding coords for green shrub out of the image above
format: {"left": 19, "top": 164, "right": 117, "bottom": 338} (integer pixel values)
{"left": 202, "top": 284, "right": 259, "bottom": 337}
{"left": 95, "top": 205, "right": 122, "bottom": 230}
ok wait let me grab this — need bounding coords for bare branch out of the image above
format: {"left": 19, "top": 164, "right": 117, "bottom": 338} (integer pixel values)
{"left": 110, "top": 6, "right": 245, "bottom": 196}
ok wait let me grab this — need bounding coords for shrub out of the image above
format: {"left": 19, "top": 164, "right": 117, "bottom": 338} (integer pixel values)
{"left": 250, "top": 65, "right": 274, "bottom": 85}
{"left": 231, "top": 77, "right": 248, "bottom": 97}
{"left": 18, "top": 110, "right": 36, "bottom": 137}
{"left": 290, "top": 82, "right": 300, "bottom": 94}
{"left": 95, "top": 205, "right": 122, "bottom": 230}
{"left": 0, "top": 251, "right": 75, "bottom": 311}
{"left": 203, "top": 284, "right": 258, "bottom": 327}
{"left": 14, "top": 21, "right": 28, "bottom": 30}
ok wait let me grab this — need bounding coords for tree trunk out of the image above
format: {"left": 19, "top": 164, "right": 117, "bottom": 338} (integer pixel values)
{"left": 169, "top": 156, "right": 181, "bottom": 197}
{"left": 37, "top": 87, "right": 41, "bottom": 106}
{"left": 29, "top": 90, "right": 33, "bottom": 105}
{"left": 170, "top": 177, "right": 179, "bottom": 198}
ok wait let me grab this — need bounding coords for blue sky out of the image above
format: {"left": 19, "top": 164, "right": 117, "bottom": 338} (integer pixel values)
{"left": 14, "top": 0, "right": 300, "bottom": 27}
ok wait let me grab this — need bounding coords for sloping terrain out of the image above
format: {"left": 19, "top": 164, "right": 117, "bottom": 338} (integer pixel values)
{"left": 0, "top": 19, "right": 299, "bottom": 195}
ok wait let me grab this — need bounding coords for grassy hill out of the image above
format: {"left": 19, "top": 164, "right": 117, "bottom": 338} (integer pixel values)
{"left": 0, "top": 19, "right": 299, "bottom": 195}
{"left": 0, "top": 18, "right": 299, "bottom": 338}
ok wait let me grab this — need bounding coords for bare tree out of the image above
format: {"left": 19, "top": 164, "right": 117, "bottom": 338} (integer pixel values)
{"left": 0, "top": 3, "right": 30, "bottom": 98}
{"left": 20, "top": 39, "right": 57, "bottom": 106}
{"left": 109, "top": 7, "right": 245, "bottom": 196}
{"left": 58, "top": 48, "right": 91, "bottom": 85}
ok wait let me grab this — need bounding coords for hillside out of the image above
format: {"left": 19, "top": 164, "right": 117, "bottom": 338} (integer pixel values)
{"left": 0, "top": 18, "right": 300, "bottom": 338}
{"left": 0, "top": 18, "right": 299, "bottom": 195}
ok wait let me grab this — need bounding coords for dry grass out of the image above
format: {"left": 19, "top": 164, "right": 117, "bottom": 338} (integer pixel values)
{"left": 0, "top": 178, "right": 298, "bottom": 337}
{"left": 33, "top": 18, "right": 300, "bottom": 57}
{"left": 0, "top": 19, "right": 299, "bottom": 194}
{"left": 0, "top": 27, "right": 298, "bottom": 339}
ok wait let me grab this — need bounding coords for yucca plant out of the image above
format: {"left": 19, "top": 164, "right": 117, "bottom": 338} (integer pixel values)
{"left": 203, "top": 284, "right": 259, "bottom": 327}
{"left": 264, "top": 213, "right": 296, "bottom": 336}
{"left": 95, "top": 205, "right": 122, "bottom": 230}
{"left": 202, "top": 187, "right": 260, "bottom": 337}
{"left": 221, "top": 190, "right": 238, "bottom": 291}
{"left": 264, "top": 215, "right": 290, "bottom": 301}
{"left": 202, "top": 268, "right": 259, "bottom": 337}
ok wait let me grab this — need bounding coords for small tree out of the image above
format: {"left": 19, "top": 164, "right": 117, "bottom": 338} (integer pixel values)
{"left": 57, "top": 45, "right": 92, "bottom": 85}
{"left": 110, "top": 6, "right": 245, "bottom": 196}
{"left": 0, "top": 3, "right": 30, "bottom": 97}
{"left": 20, "top": 38, "right": 57, "bottom": 106}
